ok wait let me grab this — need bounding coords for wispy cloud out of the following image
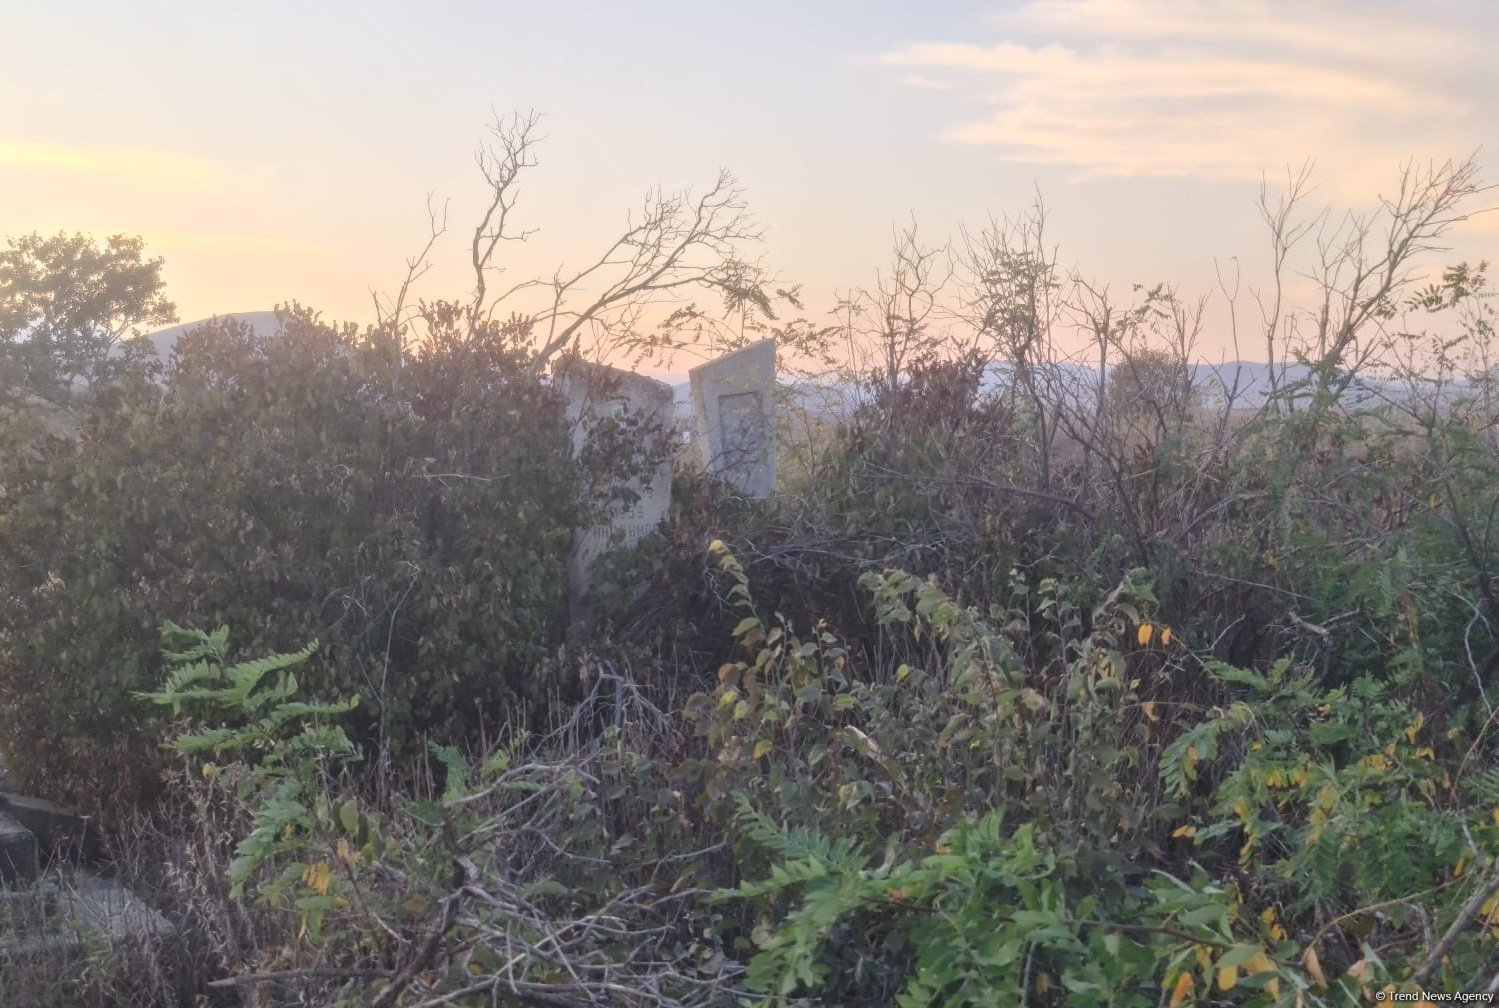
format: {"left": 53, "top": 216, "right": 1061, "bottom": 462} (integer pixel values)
{"left": 0, "top": 140, "right": 229, "bottom": 185}
{"left": 881, "top": 0, "right": 1489, "bottom": 192}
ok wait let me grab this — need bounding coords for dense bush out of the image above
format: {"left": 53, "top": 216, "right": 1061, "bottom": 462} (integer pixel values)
{"left": 0, "top": 305, "right": 589, "bottom": 816}
{"left": 121, "top": 620, "right": 739, "bottom": 1007}
{"left": 98, "top": 543, "right": 1498, "bottom": 1006}
{"left": 697, "top": 550, "right": 1498, "bottom": 1003}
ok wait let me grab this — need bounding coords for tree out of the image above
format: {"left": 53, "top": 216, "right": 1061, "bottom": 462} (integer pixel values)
{"left": 1104, "top": 341, "right": 1196, "bottom": 429}
{"left": 1251, "top": 155, "right": 1492, "bottom": 407}
{"left": 957, "top": 198, "right": 1063, "bottom": 489}
{"left": 378, "top": 111, "right": 771, "bottom": 376}
{"left": 0, "top": 231, "right": 177, "bottom": 408}
{"left": 0, "top": 306, "right": 589, "bottom": 816}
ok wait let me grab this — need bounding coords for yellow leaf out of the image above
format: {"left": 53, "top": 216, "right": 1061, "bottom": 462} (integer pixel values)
{"left": 1168, "top": 970, "right": 1193, "bottom": 1008}
{"left": 1405, "top": 711, "right": 1425, "bottom": 745}
{"left": 1172, "top": 824, "right": 1197, "bottom": 839}
{"left": 1143, "top": 700, "right": 1159, "bottom": 722}
{"left": 1266, "top": 977, "right": 1282, "bottom": 1000}
{"left": 1303, "top": 946, "right": 1326, "bottom": 988}
{"left": 1218, "top": 964, "right": 1238, "bottom": 991}
{"left": 1260, "top": 906, "right": 1286, "bottom": 942}
{"left": 1161, "top": 627, "right": 1173, "bottom": 646}
{"left": 1194, "top": 945, "right": 1213, "bottom": 971}
{"left": 707, "top": 539, "right": 727, "bottom": 556}
{"left": 301, "top": 860, "right": 333, "bottom": 897}
{"left": 1186, "top": 744, "right": 1199, "bottom": 768}
{"left": 1137, "top": 623, "right": 1154, "bottom": 646}
{"left": 1245, "top": 950, "right": 1275, "bottom": 975}
{"left": 335, "top": 837, "right": 361, "bottom": 867}
{"left": 753, "top": 739, "right": 773, "bottom": 760}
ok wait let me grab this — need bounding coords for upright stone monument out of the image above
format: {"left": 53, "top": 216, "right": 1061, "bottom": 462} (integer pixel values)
{"left": 557, "top": 359, "right": 675, "bottom": 624}
{"left": 689, "top": 339, "right": 776, "bottom": 497}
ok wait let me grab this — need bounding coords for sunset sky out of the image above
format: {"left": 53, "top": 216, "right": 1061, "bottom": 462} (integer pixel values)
{"left": 5, "top": 0, "right": 1496, "bottom": 365}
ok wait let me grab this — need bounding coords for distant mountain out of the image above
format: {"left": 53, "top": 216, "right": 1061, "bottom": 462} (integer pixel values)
{"left": 138, "top": 322, "right": 1485, "bottom": 420}
{"left": 137, "top": 311, "right": 283, "bottom": 362}
{"left": 673, "top": 358, "right": 1489, "bottom": 426}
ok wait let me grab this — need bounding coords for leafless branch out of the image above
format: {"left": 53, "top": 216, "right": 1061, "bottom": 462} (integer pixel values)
{"left": 471, "top": 109, "right": 544, "bottom": 316}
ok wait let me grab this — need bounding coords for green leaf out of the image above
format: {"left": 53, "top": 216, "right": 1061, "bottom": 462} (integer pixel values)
{"left": 405, "top": 800, "right": 445, "bottom": 827}
{"left": 1216, "top": 944, "right": 1268, "bottom": 970}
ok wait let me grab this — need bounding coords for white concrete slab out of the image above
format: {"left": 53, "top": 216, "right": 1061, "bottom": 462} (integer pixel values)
{"left": 557, "top": 359, "right": 675, "bottom": 623}
{"left": 688, "top": 339, "right": 776, "bottom": 497}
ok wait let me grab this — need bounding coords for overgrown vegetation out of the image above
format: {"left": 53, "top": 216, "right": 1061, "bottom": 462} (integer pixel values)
{"left": 0, "top": 306, "right": 595, "bottom": 816}
{"left": 1, "top": 136, "right": 1497, "bottom": 1004}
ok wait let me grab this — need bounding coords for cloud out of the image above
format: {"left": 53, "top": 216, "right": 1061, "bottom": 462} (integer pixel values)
{"left": 0, "top": 140, "right": 226, "bottom": 186}
{"left": 880, "top": 0, "right": 1492, "bottom": 193}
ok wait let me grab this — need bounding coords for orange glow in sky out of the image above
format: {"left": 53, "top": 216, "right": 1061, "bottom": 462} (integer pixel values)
{"left": 4, "top": 1, "right": 1495, "bottom": 365}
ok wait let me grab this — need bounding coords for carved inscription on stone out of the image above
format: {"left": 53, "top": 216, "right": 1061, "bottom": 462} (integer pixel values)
{"left": 689, "top": 339, "right": 776, "bottom": 497}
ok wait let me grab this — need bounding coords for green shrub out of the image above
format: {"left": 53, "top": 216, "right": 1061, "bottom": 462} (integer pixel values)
{"left": 136, "top": 620, "right": 740, "bottom": 1006}
{"left": 702, "top": 547, "right": 1499, "bottom": 1004}
{"left": 0, "top": 305, "right": 587, "bottom": 816}
{"left": 1165, "top": 655, "right": 1499, "bottom": 990}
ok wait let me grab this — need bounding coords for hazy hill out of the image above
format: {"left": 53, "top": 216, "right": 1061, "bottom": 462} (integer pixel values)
{"left": 139, "top": 311, "right": 283, "bottom": 361}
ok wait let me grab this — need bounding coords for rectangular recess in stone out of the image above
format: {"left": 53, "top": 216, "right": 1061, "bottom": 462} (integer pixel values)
{"left": 689, "top": 339, "right": 776, "bottom": 497}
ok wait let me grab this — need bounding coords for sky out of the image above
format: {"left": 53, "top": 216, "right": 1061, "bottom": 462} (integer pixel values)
{"left": 4, "top": 0, "right": 1497, "bottom": 368}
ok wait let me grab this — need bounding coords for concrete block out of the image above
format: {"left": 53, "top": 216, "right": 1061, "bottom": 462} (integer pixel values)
{"left": 0, "top": 811, "right": 38, "bottom": 886}
{"left": 557, "top": 359, "right": 675, "bottom": 623}
{"left": 689, "top": 339, "right": 776, "bottom": 497}
{"left": 0, "top": 793, "right": 90, "bottom": 860}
